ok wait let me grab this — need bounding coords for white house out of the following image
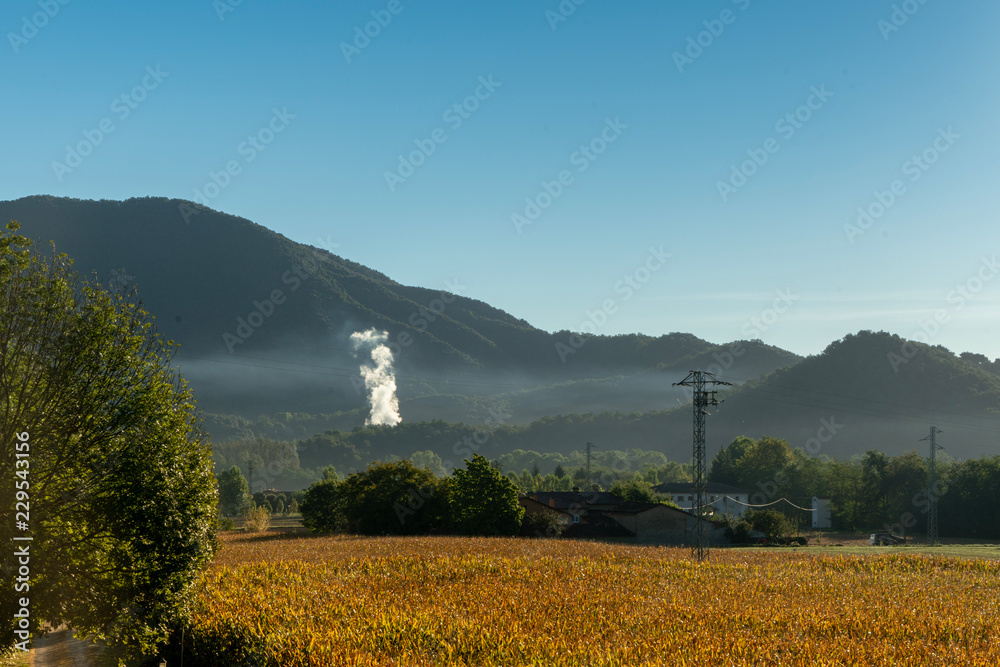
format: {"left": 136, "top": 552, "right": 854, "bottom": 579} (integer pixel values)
{"left": 655, "top": 482, "right": 752, "bottom": 518}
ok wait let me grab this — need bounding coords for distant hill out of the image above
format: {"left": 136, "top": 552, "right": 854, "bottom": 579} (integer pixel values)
{"left": 210, "top": 331, "right": 1000, "bottom": 471}
{"left": 0, "top": 195, "right": 799, "bottom": 420}
{"left": 699, "top": 330, "right": 1000, "bottom": 458}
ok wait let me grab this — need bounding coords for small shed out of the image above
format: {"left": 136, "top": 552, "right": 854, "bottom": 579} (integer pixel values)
{"left": 812, "top": 497, "right": 832, "bottom": 529}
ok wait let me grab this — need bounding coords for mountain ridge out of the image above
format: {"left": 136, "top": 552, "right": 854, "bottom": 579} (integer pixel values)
{"left": 0, "top": 195, "right": 800, "bottom": 419}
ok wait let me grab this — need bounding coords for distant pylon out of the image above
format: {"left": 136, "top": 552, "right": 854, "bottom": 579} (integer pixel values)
{"left": 673, "top": 370, "right": 731, "bottom": 561}
{"left": 920, "top": 426, "right": 943, "bottom": 544}
{"left": 585, "top": 442, "right": 596, "bottom": 490}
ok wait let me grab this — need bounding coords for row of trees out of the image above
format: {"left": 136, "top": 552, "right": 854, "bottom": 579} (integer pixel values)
{"left": 708, "top": 434, "right": 1000, "bottom": 538}
{"left": 300, "top": 455, "right": 527, "bottom": 536}
{"left": 220, "top": 425, "right": 1000, "bottom": 538}
{"left": 212, "top": 433, "right": 697, "bottom": 496}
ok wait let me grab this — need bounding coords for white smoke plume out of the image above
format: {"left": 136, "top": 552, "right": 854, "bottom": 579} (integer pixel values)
{"left": 350, "top": 328, "right": 401, "bottom": 427}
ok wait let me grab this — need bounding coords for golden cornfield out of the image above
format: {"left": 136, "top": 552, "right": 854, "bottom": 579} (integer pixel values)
{"left": 184, "top": 533, "right": 1000, "bottom": 666}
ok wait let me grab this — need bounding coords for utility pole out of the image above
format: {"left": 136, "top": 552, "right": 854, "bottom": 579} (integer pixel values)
{"left": 585, "top": 442, "right": 596, "bottom": 490}
{"left": 920, "top": 426, "right": 943, "bottom": 544}
{"left": 674, "top": 370, "right": 731, "bottom": 561}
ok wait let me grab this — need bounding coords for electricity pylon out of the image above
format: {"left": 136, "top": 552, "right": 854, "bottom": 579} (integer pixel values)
{"left": 920, "top": 426, "right": 943, "bottom": 544}
{"left": 673, "top": 370, "right": 732, "bottom": 561}
{"left": 585, "top": 441, "right": 596, "bottom": 490}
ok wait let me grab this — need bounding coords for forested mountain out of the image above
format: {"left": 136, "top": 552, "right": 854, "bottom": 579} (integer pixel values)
{"left": 0, "top": 195, "right": 798, "bottom": 419}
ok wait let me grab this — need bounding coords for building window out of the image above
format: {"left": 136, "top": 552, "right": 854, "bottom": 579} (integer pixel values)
{"left": 572, "top": 515, "right": 581, "bottom": 524}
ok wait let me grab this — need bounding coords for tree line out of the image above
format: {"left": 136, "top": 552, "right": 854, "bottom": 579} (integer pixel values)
{"left": 707, "top": 434, "right": 1000, "bottom": 539}
{"left": 296, "top": 455, "right": 536, "bottom": 537}
{"left": 216, "top": 427, "right": 1000, "bottom": 539}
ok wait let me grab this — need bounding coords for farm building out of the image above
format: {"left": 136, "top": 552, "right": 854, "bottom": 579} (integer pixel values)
{"left": 519, "top": 491, "right": 728, "bottom": 546}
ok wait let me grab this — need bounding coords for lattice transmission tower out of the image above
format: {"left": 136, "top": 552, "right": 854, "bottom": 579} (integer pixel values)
{"left": 920, "top": 426, "right": 943, "bottom": 544}
{"left": 673, "top": 370, "right": 731, "bottom": 561}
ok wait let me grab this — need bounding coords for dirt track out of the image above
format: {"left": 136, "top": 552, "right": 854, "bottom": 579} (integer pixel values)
{"left": 27, "top": 629, "right": 99, "bottom": 667}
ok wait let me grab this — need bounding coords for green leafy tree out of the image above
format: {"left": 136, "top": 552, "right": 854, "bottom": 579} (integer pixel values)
{"left": 244, "top": 505, "right": 271, "bottom": 533}
{"left": 243, "top": 453, "right": 265, "bottom": 493}
{"left": 520, "top": 509, "right": 565, "bottom": 538}
{"left": 860, "top": 450, "right": 890, "bottom": 527}
{"left": 410, "top": 450, "right": 447, "bottom": 478}
{"left": 610, "top": 479, "right": 659, "bottom": 503}
{"left": 302, "top": 460, "right": 448, "bottom": 535}
{"left": 451, "top": 454, "right": 524, "bottom": 536}
{"left": 299, "top": 479, "right": 342, "bottom": 533}
{"left": 217, "top": 465, "right": 251, "bottom": 516}
{"left": 709, "top": 436, "right": 756, "bottom": 486}
{"left": 738, "top": 436, "right": 795, "bottom": 491}
{"left": 0, "top": 222, "right": 217, "bottom": 659}
{"left": 824, "top": 458, "right": 864, "bottom": 530}
{"left": 882, "top": 451, "right": 928, "bottom": 526}
{"left": 939, "top": 457, "right": 1000, "bottom": 538}
{"left": 732, "top": 509, "right": 794, "bottom": 542}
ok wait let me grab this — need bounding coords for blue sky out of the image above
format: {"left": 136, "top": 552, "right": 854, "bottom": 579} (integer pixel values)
{"left": 3, "top": 0, "right": 999, "bottom": 359}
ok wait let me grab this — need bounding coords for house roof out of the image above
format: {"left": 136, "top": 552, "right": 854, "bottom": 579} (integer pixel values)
{"left": 654, "top": 482, "right": 750, "bottom": 495}
{"left": 607, "top": 502, "right": 687, "bottom": 515}
{"left": 518, "top": 496, "right": 572, "bottom": 516}
{"left": 527, "top": 491, "right": 623, "bottom": 510}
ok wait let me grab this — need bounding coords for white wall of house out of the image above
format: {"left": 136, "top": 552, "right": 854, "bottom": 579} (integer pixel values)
{"left": 674, "top": 493, "right": 750, "bottom": 518}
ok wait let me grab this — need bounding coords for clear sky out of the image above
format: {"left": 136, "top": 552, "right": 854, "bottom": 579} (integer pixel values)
{"left": 3, "top": 0, "right": 998, "bottom": 359}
